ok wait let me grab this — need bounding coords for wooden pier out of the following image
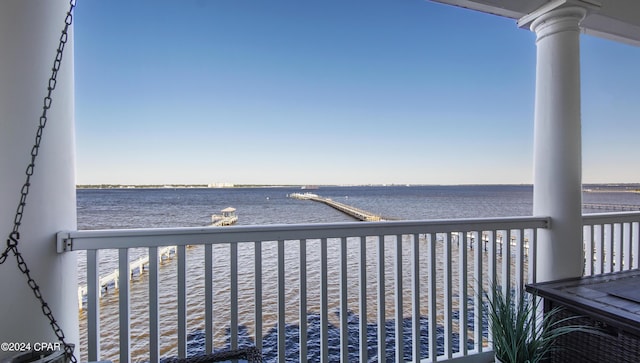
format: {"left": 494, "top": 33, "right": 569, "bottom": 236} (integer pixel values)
{"left": 77, "top": 245, "right": 177, "bottom": 310}
{"left": 458, "top": 231, "right": 530, "bottom": 256}
{"left": 290, "top": 193, "right": 529, "bottom": 254}
{"left": 583, "top": 203, "right": 640, "bottom": 211}
{"left": 289, "top": 193, "right": 386, "bottom": 221}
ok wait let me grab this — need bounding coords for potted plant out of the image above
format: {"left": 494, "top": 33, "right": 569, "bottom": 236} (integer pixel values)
{"left": 485, "top": 286, "right": 596, "bottom": 363}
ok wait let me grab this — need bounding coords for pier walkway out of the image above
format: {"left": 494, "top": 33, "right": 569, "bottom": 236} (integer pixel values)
{"left": 289, "top": 193, "right": 387, "bottom": 221}
{"left": 583, "top": 203, "right": 640, "bottom": 211}
{"left": 77, "top": 245, "right": 177, "bottom": 310}
{"left": 291, "top": 195, "right": 640, "bottom": 217}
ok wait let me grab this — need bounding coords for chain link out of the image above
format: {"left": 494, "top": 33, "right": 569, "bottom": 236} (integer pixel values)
{"left": 1, "top": 1, "right": 78, "bottom": 362}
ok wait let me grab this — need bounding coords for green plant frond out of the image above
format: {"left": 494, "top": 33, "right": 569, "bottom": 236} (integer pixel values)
{"left": 481, "top": 284, "right": 600, "bottom": 363}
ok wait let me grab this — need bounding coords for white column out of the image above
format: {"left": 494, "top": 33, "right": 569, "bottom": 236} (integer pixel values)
{"left": 531, "top": 7, "right": 586, "bottom": 282}
{"left": 0, "top": 0, "right": 78, "bottom": 358}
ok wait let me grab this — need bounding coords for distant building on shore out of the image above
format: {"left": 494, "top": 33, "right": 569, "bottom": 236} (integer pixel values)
{"left": 208, "top": 182, "right": 235, "bottom": 188}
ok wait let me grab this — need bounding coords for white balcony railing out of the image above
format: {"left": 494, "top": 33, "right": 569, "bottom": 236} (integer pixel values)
{"left": 59, "top": 213, "right": 640, "bottom": 362}
{"left": 582, "top": 212, "right": 640, "bottom": 276}
{"left": 59, "top": 217, "right": 550, "bottom": 363}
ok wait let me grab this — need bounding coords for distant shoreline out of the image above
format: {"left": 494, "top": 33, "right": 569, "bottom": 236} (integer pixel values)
{"left": 76, "top": 183, "right": 640, "bottom": 191}
{"left": 76, "top": 184, "right": 296, "bottom": 189}
{"left": 582, "top": 183, "right": 640, "bottom": 193}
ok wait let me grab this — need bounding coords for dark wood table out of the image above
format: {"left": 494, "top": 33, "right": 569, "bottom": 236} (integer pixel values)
{"left": 526, "top": 269, "right": 640, "bottom": 362}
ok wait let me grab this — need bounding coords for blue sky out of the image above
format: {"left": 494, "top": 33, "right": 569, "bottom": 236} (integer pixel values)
{"left": 73, "top": 0, "right": 639, "bottom": 185}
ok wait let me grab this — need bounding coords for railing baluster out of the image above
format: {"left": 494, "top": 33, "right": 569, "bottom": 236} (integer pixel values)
{"left": 300, "top": 239, "right": 308, "bottom": 362}
{"left": 359, "top": 236, "right": 367, "bottom": 363}
{"left": 633, "top": 222, "right": 640, "bottom": 270}
{"left": 320, "top": 238, "right": 329, "bottom": 363}
{"left": 118, "top": 248, "right": 130, "bottom": 363}
{"left": 178, "top": 245, "right": 187, "bottom": 358}
{"left": 444, "top": 233, "right": 452, "bottom": 359}
{"left": 529, "top": 229, "right": 537, "bottom": 284}
{"left": 87, "top": 249, "right": 100, "bottom": 361}
{"left": 515, "top": 229, "right": 524, "bottom": 295}
{"left": 277, "top": 240, "right": 285, "bottom": 363}
{"left": 411, "top": 234, "right": 421, "bottom": 363}
{"left": 487, "top": 231, "right": 496, "bottom": 348}
{"left": 623, "top": 222, "right": 631, "bottom": 271}
{"left": 395, "top": 234, "right": 403, "bottom": 363}
{"left": 488, "top": 230, "right": 497, "bottom": 288}
{"left": 230, "top": 242, "right": 239, "bottom": 349}
{"left": 149, "top": 247, "right": 160, "bottom": 363}
{"left": 613, "top": 223, "right": 621, "bottom": 272}
{"left": 205, "top": 244, "right": 213, "bottom": 354}
{"left": 596, "top": 224, "right": 604, "bottom": 274}
{"left": 601, "top": 224, "right": 607, "bottom": 274}
{"left": 501, "top": 230, "right": 511, "bottom": 298}
{"left": 339, "top": 237, "right": 348, "bottom": 363}
{"left": 590, "top": 224, "right": 596, "bottom": 276}
{"left": 584, "top": 225, "right": 593, "bottom": 276}
{"left": 254, "top": 241, "right": 263, "bottom": 351}
{"left": 459, "top": 231, "right": 468, "bottom": 356}
{"left": 590, "top": 224, "right": 597, "bottom": 275}
{"left": 605, "top": 224, "right": 611, "bottom": 272}
{"left": 428, "top": 233, "right": 438, "bottom": 362}
{"left": 606, "top": 224, "right": 614, "bottom": 273}
{"left": 377, "top": 235, "right": 386, "bottom": 363}
{"left": 474, "top": 231, "right": 483, "bottom": 353}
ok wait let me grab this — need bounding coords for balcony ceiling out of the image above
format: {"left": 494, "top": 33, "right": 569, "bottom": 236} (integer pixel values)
{"left": 430, "top": 0, "right": 640, "bottom": 47}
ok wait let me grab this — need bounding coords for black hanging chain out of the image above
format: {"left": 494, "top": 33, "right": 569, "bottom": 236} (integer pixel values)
{"left": 0, "top": 1, "right": 78, "bottom": 362}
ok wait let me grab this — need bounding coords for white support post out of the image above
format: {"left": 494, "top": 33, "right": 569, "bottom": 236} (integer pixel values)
{"left": 529, "top": 6, "right": 587, "bottom": 282}
{"left": 0, "top": 0, "right": 78, "bottom": 359}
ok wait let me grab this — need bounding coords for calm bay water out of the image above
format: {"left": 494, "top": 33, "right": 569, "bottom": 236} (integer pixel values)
{"left": 77, "top": 185, "right": 536, "bottom": 229}
{"left": 75, "top": 185, "right": 639, "bottom": 362}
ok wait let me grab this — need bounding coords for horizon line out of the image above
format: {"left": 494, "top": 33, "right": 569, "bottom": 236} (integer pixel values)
{"left": 76, "top": 182, "right": 640, "bottom": 188}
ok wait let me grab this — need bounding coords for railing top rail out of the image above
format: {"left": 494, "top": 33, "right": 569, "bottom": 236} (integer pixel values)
{"left": 582, "top": 211, "right": 640, "bottom": 224}
{"left": 58, "top": 216, "right": 550, "bottom": 252}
